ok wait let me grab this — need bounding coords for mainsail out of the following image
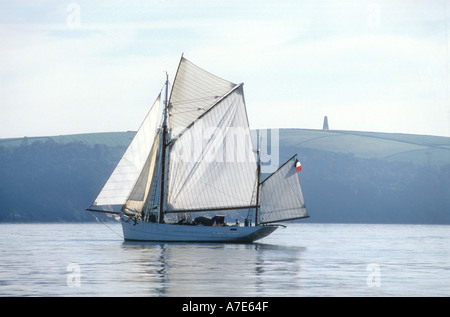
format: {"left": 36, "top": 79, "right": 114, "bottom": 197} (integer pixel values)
{"left": 89, "top": 56, "right": 308, "bottom": 225}
{"left": 167, "top": 84, "right": 258, "bottom": 212}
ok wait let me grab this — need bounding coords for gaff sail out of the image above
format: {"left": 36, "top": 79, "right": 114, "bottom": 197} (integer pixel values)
{"left": 166, "top": 84, "right": 258, "bottom": 212}
{"left": 258, "top": 155, "right": 308, "bottom": 224}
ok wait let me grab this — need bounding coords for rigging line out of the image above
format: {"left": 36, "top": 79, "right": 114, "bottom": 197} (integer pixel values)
{"left": 88, "top": 211, "right": 124, "bottom": 240}
{"left": 170, "top": 108, "right": 207, "bottom": 116}
{"left": 170, "top": 95, "right": 222, "bottom": 106}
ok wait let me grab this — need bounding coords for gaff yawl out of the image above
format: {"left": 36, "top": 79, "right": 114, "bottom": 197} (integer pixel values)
{"left": 87, "top": 56, "right": 308, "bottom": 242}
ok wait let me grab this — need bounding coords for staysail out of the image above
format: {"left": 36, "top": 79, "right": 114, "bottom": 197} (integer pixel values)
{"left": 258, "top": 155, "right": 308, "bottom": 224}
{"left": 124, "top": 131, "right": 160, "bottom": 212}
{"left": 89, "top": 94, "right": 162, "bottom": 212}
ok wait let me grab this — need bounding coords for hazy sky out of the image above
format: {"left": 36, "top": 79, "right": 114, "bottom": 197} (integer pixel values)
{"left": 0, "top": 0, "right": 449, "bottom": 138}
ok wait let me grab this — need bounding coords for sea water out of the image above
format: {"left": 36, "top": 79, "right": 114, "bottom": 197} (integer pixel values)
{"left": 0, "top": 222, "right": 448, "bottom": 297}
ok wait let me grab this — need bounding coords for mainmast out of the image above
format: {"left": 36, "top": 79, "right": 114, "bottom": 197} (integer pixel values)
{"left": 159, "top": 72, "right": 169, "bottom": 223}
{"left": 254, "top": 129, "right": 261, "bottom": 226}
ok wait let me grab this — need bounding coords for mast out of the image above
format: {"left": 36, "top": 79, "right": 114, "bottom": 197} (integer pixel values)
{"left": 159, "top": 72, "right": 169, "bottom": 223}
{"left": 254, "top": 129, "right": 261, "bottom": 226}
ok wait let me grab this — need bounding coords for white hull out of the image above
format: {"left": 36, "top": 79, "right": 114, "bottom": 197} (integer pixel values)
{"left": 120, "top": 214, "right": 278, "bottom": 243}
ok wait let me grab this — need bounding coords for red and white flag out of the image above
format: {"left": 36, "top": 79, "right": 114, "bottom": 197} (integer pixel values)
{"left": 296, "top": 159, "right": 302, "bottom": 172}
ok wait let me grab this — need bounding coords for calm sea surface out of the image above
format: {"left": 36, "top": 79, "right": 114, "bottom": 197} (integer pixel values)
{"left": 0, "top": 222, "right": 448, "bottom": 297}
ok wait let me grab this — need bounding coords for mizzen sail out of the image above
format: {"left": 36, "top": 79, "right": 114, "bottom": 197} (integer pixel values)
{"left": 258, "top": 155, "right": 308, "bottom": 224}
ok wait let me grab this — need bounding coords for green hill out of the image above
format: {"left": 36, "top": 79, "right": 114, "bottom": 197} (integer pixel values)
{"left": 0, "top": 131, "right": 135, "bottom": 148}
{"left": 0, "top": 129, "right": 448, "bottom": 224}
{"left": 280, "top": 129, "right": 449, "bottom": 165}
{"left": 0, "top": 132, "right": 134, "bottom": 222}
{"left": 276, "top": 129, "right": 449, "bottom": 224}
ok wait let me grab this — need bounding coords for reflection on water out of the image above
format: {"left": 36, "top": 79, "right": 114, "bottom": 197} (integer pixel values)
{"left": 2, "top": 223, "right": 448, "bottom": 296}
{"left": 119, "top": 242, "right": 305, "bottom": 296}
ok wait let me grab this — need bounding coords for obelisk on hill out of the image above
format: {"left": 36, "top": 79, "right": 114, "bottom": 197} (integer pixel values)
{"left": 323, "top": 116, "right": 329, "bottom": 131}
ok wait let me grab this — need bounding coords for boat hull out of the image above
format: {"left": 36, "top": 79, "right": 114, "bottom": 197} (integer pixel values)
{"left": 120, "top": 214, "right": 278, "bottom": 243}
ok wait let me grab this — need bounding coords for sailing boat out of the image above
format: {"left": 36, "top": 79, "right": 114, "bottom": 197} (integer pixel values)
{"left": 87, "top": 56, "right": 308, "bottom": 242}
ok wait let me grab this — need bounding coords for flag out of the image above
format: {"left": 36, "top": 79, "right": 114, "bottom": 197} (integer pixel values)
{"left": 296, "top": 159, "right": 302, "bottom": 172}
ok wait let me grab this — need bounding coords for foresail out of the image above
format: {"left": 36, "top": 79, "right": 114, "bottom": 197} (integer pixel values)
{"left": 259, "top": 156, "right": 308, "bottom": 224}
{"left": 90, "top": 94, "right": 162, "bottom": 212}
{"left": 169, "top": 57, "right": 236, "bottom": 140}
{"left": 166, "top": 85, "right": 258, "bottom": 212}
{"left": 125, "top": 132, "right": 160, "bottom": 212}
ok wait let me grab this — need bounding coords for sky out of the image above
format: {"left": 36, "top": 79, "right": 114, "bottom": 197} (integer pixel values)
{"left": 0, "top": 0, "right": 449, "bottom": 139}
